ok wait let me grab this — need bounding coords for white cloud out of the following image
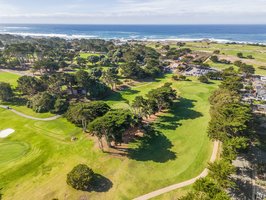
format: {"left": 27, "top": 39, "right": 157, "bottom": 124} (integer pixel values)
{"left": 0, "top": 0, "right": 265, "bottom": 23}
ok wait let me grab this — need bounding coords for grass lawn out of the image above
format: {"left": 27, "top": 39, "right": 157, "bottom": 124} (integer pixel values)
{"left": 79, "top": 52, "right": 102, "bottom": 59}
{"left": 0, "top": 71, "right": 55, "bottom": 118}
{"left": 0, "top": 73, "right": 218, "bottom": 200}
{"left": 184, "top": 42, "right": 266, "bottom": 76}
{"left": 0, "top": 71, "right": 20, "bottom": 87}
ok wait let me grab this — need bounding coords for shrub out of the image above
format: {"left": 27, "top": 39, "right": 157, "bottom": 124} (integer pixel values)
{"left": 198, "top": 75, "right": 209, "bottom": 83}
{"left": 237, "top": 52, "right": 244, "bottom": 58}
{"left": 30, "top": 92, "right": 55, "bottom": 113}
{"left": 67, "top": 164, "right": 94, "bottom": 191}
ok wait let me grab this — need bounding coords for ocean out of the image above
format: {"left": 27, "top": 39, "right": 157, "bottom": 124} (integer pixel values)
{"left": 1, "top": 24, "right": 266, "bottom": 44}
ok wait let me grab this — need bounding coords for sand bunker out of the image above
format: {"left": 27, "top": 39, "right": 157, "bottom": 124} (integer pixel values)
{"left": 0, "top": 129, "right": 15, "bottom": 138}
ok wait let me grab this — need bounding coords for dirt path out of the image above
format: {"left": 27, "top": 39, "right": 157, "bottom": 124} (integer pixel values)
{"left": 133, "top": 141, "right": 220, "bottom": 200}
{"left": 0, "top": 105, "right": 61, "bottom": 121}
{"left": 0, "top": 69, "right": 33, "bottom": 76}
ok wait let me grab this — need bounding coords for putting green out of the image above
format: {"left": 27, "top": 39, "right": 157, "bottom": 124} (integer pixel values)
{"left": 0, "top": 142, "right": 30, "bottom": 165}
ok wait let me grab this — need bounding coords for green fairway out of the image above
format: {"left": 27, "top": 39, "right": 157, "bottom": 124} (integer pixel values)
{"left": 0, "top": 73, "right": 218, "bottom": 200}
{"left": 79, "top": 52, "right": 102, "bottom": 58}
{"left": 0, "top": 71, "right": 20, "bottom": 87}
{"left": 0, "top": 142, "right": 30, "bottom": 166}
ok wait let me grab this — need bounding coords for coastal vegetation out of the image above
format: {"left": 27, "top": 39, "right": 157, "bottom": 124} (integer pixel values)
{"left": 0, "top": 35, "right": 265, "bottom": 199}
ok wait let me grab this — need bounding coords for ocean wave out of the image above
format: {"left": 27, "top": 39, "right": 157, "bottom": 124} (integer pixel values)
{"left": 0, "top": 32, "right": 98, "bottom": 39}
{"left": 4, "top": 26, "right": 30, "bottom": 29}
{"left": 0, "top": 31, "right": 265, "bottom": 45}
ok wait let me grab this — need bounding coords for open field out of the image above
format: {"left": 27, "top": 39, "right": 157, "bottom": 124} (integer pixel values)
{"left": 0, "top": 72, "right": 218, "bottom": 199}
{"left": 0, "top": 71, "right": 20, "bottom": 87}
{"left": 79, "top": 52, "right": 102, "bottom": 59}
{"left": 184, "top": 42, "right": 266, "bottom": 75}
{"left": 148, "top": 41, "right": 266, "bottom": 76}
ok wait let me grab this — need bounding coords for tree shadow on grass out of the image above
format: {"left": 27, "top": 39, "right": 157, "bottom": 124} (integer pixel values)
{"left": 104, "top": 90, "right": 128, "bottom": 102}
{"left": 2, "top": 97, "right": 27, "bottom": 106}
{"left": 155, "top": 97, "right": 203, "bottom": 130}
{"left": 128, "top": 127, "right": 176, "bottom": 163}
{"left": 86, "top": 174, "right": 113, "bottom": 193}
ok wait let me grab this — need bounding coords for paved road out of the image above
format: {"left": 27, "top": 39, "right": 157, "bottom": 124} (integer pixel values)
{"left": 133, "top": 141, "right": 220, "bottom": 200}
{"left": 0, "top": 105, "right": 61, "bottom": 121}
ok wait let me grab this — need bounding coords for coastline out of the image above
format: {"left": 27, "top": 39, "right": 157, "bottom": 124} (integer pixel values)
{"left": 1, "top": 32, "right": 266, "bottom": 45}
{"left": 1, "top": 24, "right": 266, "bottom": 44}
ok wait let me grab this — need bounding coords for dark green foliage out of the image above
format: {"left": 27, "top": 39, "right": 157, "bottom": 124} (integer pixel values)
{"left": 166, "top": 48, "right": 192, "bottom": 59}
{"left": 88, "top": 109, "right": 137, "bottom": 149}
{"left": 210, "top": 55, "right": 219, "bottom": 63}
{"left": 238, "top": 64, "right": 255, "bottom": 75}
{"left": 198, "top": 75, "right": 209, "bottom": 83}
{"left": 52, "top": 98, "right": 69, "bottom": 114}
{"left": 76, "top": 57, "right": 87, "bottom": 68}
{"left": 146, "top": 83, "right": 177, "bottom": 113}
{"left": 193, "top": 178, "right": 230, "bottom": 200}
{"left": 117, "top": 45, "right": 162, "bottom": 79}
{"left": 65, "top": 102, "right": 110, "bottom": 131}
{"left": 208, "top": 160, "right": 235, "bottom": 188}
{"left": 88, "top": 55, "right": 100, "bottom": 65}
{"left": 206, "top": 71, "right": 222, "bottom": 80}
{"left": 66, "top": 164, "right": 94, "bottom": 191}
{"left": 0, "top": 82, "right": 13, "bottom": 101}
{"left": 34, "top": 59, "right": 59, "bottom": 73}
{"left": 208, "top": 102, "right": 252, "bottom": 141}
{"left": 222, "top": 137, "right": 248, "bottom": 161}
{"left": 17, "top": 76, "right": 46, "bottom": 96}
{"left": 219, "top": 76, "right": 243, "bottom": 92}
{"left": 213, "top": 50, "right": 220, "bottom": 54}
{"left": 102, "top": 68, "right": 119, "bottom": 90}
{"left": 120, "top": 61, "right": 145, "bottom": 79}
{"left": 75, "top": 70, "right": 110, "bottom": 99}
{"left": 29, "top": 92, "right": 55, "bottom": 113}
{"left": 90, "top": 67, "right": 103, "bottom": 78}
{"left": 237, "top": 52, "right": 244, "bottom": 58}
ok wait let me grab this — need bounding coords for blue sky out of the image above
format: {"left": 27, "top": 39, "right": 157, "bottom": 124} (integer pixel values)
{"left": 0, "top": 0, "right": 266, "bottom": 24}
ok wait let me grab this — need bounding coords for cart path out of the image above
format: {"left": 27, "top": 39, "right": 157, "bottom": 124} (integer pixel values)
{"left": 0, "top": 105, "right": 61, "bottom": 121}
{"left": 133, "top": 141, "right": 220, "bottom": 200}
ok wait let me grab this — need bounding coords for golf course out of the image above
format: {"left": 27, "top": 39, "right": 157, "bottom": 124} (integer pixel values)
{"left": 0, "top": 71, "right": 218, "bottom": 200}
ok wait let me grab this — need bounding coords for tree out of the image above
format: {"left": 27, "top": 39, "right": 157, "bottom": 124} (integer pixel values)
{"left": 75, "top": 70, "right": 90, "bottom": 93}
{"left": 213, "top": 50, "right": 220, "bottom": 54}
{"left": 238, "top": 64, "right": 255, "bottom": 75}
{"left": 120, "top": 61, "right": 144, "bottom": 79}
{"left": 88, "top": 110, "right": 137, "bottom": 149}
{"left": 52, "top": 98, "right": 69, "bottom": 114}
{"left": 88, "top": 55, "right": 100, "bottom": 65}
{"left": 62, "top": 73, "right": 76, "bottom": 95}
{"left": 29, "top": 92, "right": 55, "bottom": 113}
{"left": 146, "top": 83, "right": 177, "bottom": 113}
{"left": 219, "top": 76, "right": 243, "bottom": 92}
{"left": 0, "top": 82, "right": 13, "bottom": 101}
{"left": 222, "top": 137, "right": 248, "bottom": 161}
{"left": 210, "top": 55, "right": 219, "bottom": 63}
{"left": 67, "top": 164, "right": 94, "bottom": 191}
{"left": 193, "top": 178, "right": 230, "bottom": 200}
{"left": 208, "top": 102, "right": 252, "bottom": 141}
{"left": 17, "top": 76, "right": 46, "bottom": 96}
{"left": 208, "top": 160, "right": 235, "bottom": 188}
{"left": 198, "top": 75, "right": 209, "bottom": 83}
{"left": 65, "top": 102, "right": 110, "bottom": 132}
{"left": 132, "top": 96, "right": 150, "bottom": 118}
{"left": 102, "top": 68, "right": 119, "bottom": 90}
{"left": 237, "top": 52, "right": 244, "bottom": 58}
{"left": 234, "top": 60, "right": 243, "bottom": 67}
{"left": 76, "top": 57, "right": 87, "bottom": 68}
